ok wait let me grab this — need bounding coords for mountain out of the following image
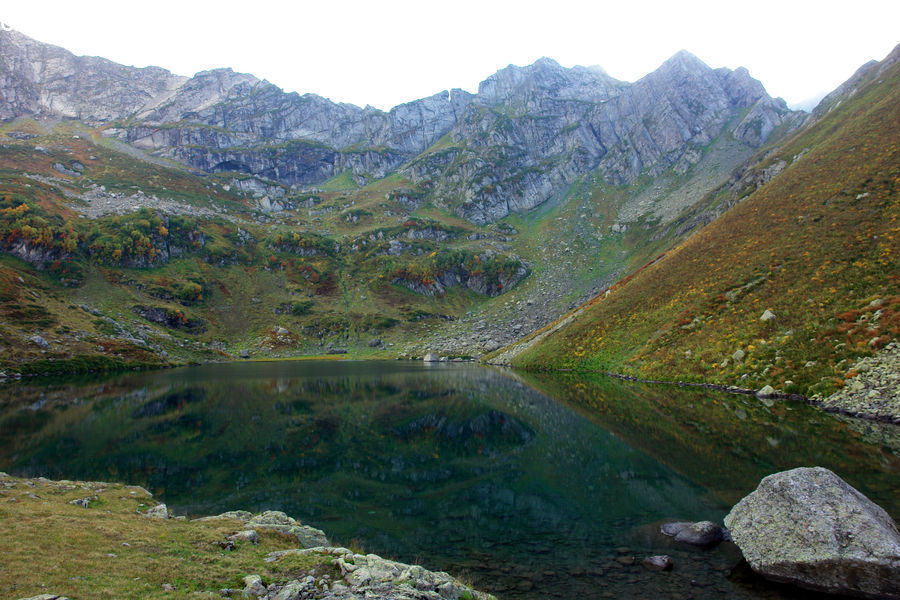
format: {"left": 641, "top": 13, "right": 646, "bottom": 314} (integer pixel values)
{"left": 0, "top": 28, "right": 800, "bottom": 224}
{"left": 4, "top": 27, "right": 888, "bottom": 381}
{"left": 492, "top": 44, "right": 900, "bottom": 413}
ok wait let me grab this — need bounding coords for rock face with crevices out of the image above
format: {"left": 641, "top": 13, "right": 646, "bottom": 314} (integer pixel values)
{"left": 725, "top": 467, "right": 900, "bottom": 599}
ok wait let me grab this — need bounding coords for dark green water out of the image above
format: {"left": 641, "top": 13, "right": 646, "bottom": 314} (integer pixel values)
{"left": 1, "top": 361, "right": 898, "bottom": 599}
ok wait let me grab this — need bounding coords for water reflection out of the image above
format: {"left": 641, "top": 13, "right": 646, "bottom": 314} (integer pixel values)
{"left": 1, "top": 361, "right": 897, "bottom": 599}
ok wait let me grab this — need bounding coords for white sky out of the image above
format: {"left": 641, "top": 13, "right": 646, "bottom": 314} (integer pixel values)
{"left": 3, "top": 1, "right": 898, "bottom": 111}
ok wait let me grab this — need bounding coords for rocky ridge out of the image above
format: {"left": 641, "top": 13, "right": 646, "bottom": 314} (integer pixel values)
{"left": 0, "top": 27, "right": 802, "bottom": 225}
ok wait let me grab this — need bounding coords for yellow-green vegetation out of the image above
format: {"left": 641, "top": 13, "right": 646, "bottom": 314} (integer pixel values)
{"left": 0, "top": 119, "right": 535, "bottom": 372}
{"left": 509, "top": 56, "right": 900, "bottom": 398}
{"left": 0, "top": 474, "right": 336, "bottom": 599}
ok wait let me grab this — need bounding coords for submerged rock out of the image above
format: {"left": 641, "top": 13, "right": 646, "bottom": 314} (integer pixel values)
{"left": 642, "top": 555, "right": 674, "bottom": 570}
{"left": 660, "top": 520, "right": 725, "bottom": 546}
{"left": 660, "top": 521, "right": 692, "bottom": 537}
{"left": 674, "top": 521, "right": 725, "bottom": 546}
{"left": 725, "top": 466, "right": 900, "bottom": 599}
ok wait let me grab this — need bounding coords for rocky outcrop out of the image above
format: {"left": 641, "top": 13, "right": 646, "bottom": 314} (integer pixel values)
{"left": 255, "top": 547, "right": 495, "bottom": 600}
{"left": 248, "top": 511, "right": 329, "bottom": 548}
{"left": 131, "top": 306, "right": 206, "bottom": 334}
{"left": 725, "top": 467, "right": 900, "bottom": 599}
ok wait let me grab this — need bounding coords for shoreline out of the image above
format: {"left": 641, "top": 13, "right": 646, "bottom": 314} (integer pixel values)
{"left": 5, "top": 351, "right": 898, "bottom": 424}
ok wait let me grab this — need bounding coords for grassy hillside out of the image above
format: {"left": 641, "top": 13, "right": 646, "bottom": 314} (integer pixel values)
{"left": 0, "top": 120, "right": 536, "bottom": 372}
{"left": 505, "top": 54, "right": 900, "bottom": 399}
{"left": 0, "top": 98, "right": 775, "bottom": 373}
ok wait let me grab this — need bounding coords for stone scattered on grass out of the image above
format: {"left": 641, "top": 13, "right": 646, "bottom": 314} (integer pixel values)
{"left": 140, "top": 503, "right": 170, "bottom": 519}
{"left": 756, "top": 385, "right": 776, "bottom": 398}
{"left": 229, "top": 529, "right": 259, "bottom": 544}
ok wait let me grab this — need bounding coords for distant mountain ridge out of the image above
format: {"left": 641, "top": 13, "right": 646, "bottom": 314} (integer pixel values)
{"left": 0, "top": 27, "right": 802, "bottom": 224}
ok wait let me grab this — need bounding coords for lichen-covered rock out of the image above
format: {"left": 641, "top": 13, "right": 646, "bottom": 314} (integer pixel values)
{"left": 247, "top": 511, "right": 329, "bottom": 548}
{"left": 229, "top": 529, "right": 259, "bottom": 544}
{"left": 242, "top": 574, "right": 267, "bottom": 597}
{"left": 194, "top": 510, "right": 253, "bottom": 522}
{"left": 266, "top": 547, "right": 495, "bottom": 600}
{"left": 140, "top": 503, "right": 170, "bottom": 519}
{"left": 725, "top": 467, "right": 900, "bottom": 599}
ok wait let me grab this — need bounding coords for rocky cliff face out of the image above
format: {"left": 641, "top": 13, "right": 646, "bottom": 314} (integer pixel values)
{"left": 0, "top": 28, "right": 185, "bottom": 122}
{"left": 409, "top": 53, "right": 800, "bottom": 223}
{"left": 0, "top": 28, "right": 801, "bottom": 223}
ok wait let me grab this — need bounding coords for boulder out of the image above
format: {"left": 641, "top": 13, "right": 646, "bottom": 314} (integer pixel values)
{"left": 423, "top": 353, "right": 440, "bottom": 362}
{"left": 725, "top": 467, "right": 900, "bottom": 599}
{"left": 760, "top": 309, "right": 777, "bottom": 322}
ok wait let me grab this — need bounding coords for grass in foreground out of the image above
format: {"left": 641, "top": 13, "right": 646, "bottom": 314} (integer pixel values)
{"left": 0, "top": 474, "right": 336, "bottom": 599}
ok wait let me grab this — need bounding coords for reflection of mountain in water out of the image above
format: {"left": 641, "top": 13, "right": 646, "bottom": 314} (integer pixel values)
{"left": 2, "top": 361, "right": 898, "bottom": 600}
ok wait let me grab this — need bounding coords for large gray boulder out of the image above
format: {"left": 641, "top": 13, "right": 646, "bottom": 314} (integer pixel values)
{"left": 725, "top": 467, "right": 900, "bottom": 599}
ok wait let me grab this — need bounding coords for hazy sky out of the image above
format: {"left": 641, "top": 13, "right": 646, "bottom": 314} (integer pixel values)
{"left": 3, "top": 1, "right": 898, "bottom": 111}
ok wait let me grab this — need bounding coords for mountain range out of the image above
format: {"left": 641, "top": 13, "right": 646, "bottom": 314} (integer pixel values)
{"left": 0, "top": 26, "right": 897, "bottom": 408}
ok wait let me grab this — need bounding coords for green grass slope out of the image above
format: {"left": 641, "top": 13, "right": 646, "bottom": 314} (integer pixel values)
{"left": 507, "top": 52, "right": 900, "bottom": 399}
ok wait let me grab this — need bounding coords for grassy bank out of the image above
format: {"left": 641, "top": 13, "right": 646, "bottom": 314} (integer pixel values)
{"left": 0, "top": 474, "right": 337, "bottom": 599}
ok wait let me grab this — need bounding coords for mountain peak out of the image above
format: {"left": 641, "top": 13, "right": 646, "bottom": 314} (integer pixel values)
{"left": 533, "top": 56, "right": 562, "bottom": 69}
{"left": 661, "top": 49, "right": 711, "bottom": 73}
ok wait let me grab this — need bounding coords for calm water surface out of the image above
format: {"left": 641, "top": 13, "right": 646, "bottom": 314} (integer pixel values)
{"left": 1, "top": 361, "right": 898, "bottom": 599}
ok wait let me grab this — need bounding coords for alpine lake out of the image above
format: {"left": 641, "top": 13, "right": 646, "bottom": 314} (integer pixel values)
{"left": 2, "top": 360, "right": 898, "bottom": 599}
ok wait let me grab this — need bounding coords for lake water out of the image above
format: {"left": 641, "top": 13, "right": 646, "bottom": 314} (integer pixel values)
{"left": 2, "top": 360, "right": 898, "bottom": 599}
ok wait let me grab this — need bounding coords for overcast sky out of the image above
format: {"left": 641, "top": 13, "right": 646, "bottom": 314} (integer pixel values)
{"left": 3, "top": 1, "right": 898, "bottom": 111}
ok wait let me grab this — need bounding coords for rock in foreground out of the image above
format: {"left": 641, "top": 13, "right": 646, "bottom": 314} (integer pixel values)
{"left": 725, "top": 467, "right": 900, "bottom": 599}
